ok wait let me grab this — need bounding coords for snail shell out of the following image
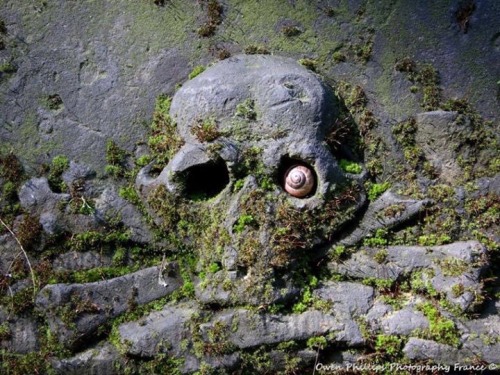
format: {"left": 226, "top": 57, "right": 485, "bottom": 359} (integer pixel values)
{"left": 284, "top": 165, "right": 315, "bottom": 198}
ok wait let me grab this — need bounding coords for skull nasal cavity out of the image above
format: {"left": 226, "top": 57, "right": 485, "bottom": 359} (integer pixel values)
{"left": 180, "top": 159, "right": 229, "bottom": 200}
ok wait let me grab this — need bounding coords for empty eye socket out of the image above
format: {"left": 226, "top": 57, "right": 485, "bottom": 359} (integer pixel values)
{"left": 278, "top": 157, "right": 317, "bottom": 198}
{"left": 179, "top": 158, "right": 229, "bottom": 200}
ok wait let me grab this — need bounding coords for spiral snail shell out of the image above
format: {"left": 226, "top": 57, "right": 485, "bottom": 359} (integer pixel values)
{"left": 284, "top": 165, "right": 315, "bottom": 198}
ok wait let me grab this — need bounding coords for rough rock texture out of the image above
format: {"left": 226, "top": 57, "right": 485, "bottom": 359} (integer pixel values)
{"left": 36, "top": 265, "right": 183, "bottom": 347}
{"left": 415, "top": 111, "right": 470, "bottom": 183}
{"left": 381, "top": 308, "right": 429, "bottom": 336}
{"left": 334, "top": 190, "right": 431, "bottom": 247}
{"left": 94, "top": 186, "right": 153, "bottom": 243}
{"left": 329, "top": 241, "right": 487, "bottom": 312}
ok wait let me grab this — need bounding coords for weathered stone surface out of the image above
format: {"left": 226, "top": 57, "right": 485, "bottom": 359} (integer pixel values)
{"left": 403, "top": 338, "right": 462, "bottom": 364}
{"left": 18, "top": 177, "right": 97, "bottom": 235}
{"left": 0, "top": 312, "right": 39, "bottom": 354}
{"left": 201, "top": 309, "right": 364, "bottom": 349}
{"left": 170, "top": 54, "right": 336, "bottom": 143}
{"left": 36, "top": 265, "right": 183, "bottom": 347}
{"left": 329, "top": 241, "right": 486, "bottom": 312}
{"left": 415, "top": 111, "right": 469, "bottom": 183}
{"left": 61, "top": 161, "right": 96, "bottom": 187}
{"left": 94, "top": 186, "right": 153, "bottom": 243}
{"left": 1, "top": 1, "right": 499, "bottom": 372}
{"left": 118, "top": 304, "right": 196, "bottom": 357}
{"left": 334, "top": 190, "right": 430, "bottom": 247}
{"left": 52, "top": 343, "right": 123, "bottom": 375}
{"left": 314, "top": 281, "right": 374, "bottom": 316}
{"left": 404, "top": 323, "right": 500, "bottom": 365}
{"left": 18, "top": 177, "right": 70, "bottom": 218}
{"left": 52, "top": 251, "right": 113, "bottom": 271}
{"left": 118, "top": 305, "right": 364, "bottom": 364}
{"left": 381, "top": 308, "right": 429, "bottom": 336}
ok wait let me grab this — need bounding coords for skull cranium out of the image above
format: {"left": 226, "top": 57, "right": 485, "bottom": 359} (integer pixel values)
{"left": 136, "top": 55, "right": 365, "bottom": 306}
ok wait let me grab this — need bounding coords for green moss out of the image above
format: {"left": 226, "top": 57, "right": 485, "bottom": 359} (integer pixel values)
{"left": 363, "top": 228, "right": 389, "bottom": 247}
{"left": 362, "top": 277, "right": 393, "bottom": 291}
{"left": 298, "top": 58, "right": 317, "bottom": 71}
{"left": 148, "top": 95, "right": 184, "bottom": 169}
{"left": 366, "top": 181, "right": 390, "bottom": 201}
{"left": 375, "top": 334, "right": 404, "bottom": 357}
{"left": 191, "top": 117, "right": 222, "bottom": 142}
{"left": 47, "top": 155, "right": 69, "bottom": 192}
{"left": 339, "top": 159, "right": 362, "bottom": 174}
{"left": 188, "top": 65, "right": 206, "bottom": 80}
{"left": 233, "top": 214, "right": 256, "bottom": 233}
{"left": 409, "top": 269, "right": 438, "bottom": 297}
{"left": 105, "top": 140, "right": 129, "bottom": 179}
{"left": 235, "top": 99, "right": 257, "bottom": 120}
{"left": 435, "top": 257, "right": 468, "bottom": 277}
{"left": 306, "top": 335, "right": 327, "bottom": 350}
{"left": 416, "top": 302, "right": 461, "bottom": 347}
{"left": 374, "top": 249, "right": 388, "bottom": 264}
{"left": 40, "top": 94, "right": 63, "bottom": 111}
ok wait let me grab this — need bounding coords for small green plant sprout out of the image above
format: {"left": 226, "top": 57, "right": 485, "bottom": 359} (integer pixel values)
{"left": 149, "top": 95, "right": 184, "bottom": 168}
{"left": 235, "top": 99, "right": 257, "bottom": 120}
{"left": 330, "top": 245, "right": 346, "bottom": 261}
{"left": 339, "top": 159, "right": 362, "bottom": 174}
{"left": 281, "top": 25, "right": 301, "bottom": 37}
{"left": 307, "top": 335, "right": 327, "bottom": 350}
{"left": 363, "top": 228, "right": 388, "bottom": 247}
{"left": 332, "top": 51, "right": 346, "bottom": 62}
{"left": 233, "top": 214, "right": 256, "bottom": 233}
{"left": 48, "top": 155, "right": 69, "bottom": 192}
{"left": 42, "top": 94, "right": 63, "bottom": 111}
{"left": 366, "top": 181, "right": 390, "bottom": 201}
{"left": 298, "top": 58, "right": 318, "bottom": 72}
{"left": 191, "top": 118, "right": 222, "bottom": 142}
{"left": 375, "top": 334, "right": 403, "bottom": 356}
{"left": 0, "top": 60, "right": 16, "bottom": 74}
{"left": 105, "top": 140, "right": 129, "bottom": 178}
{"left": 374, "top": 249, "right": 388, "bottom": 264}
{"left": 188, "top": 65, "right": 205, "bottom": 80}
{"left": 244, "top": 45, "right": 270, "bottom": 55}
{"left": 416, "top": 302, "right": 460, "bottom": 347}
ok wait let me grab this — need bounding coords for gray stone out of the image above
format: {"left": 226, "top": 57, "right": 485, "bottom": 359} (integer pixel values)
{"left": 52, "top": 343, "right": 123, "bottom": 375}
{"left": 403, "top": 338, "right": 460, "bottom": 364}
{"left": 18, "top": 177, "right": 98, "bottom": 236}
{"left": 328, "top": 249, "right": 403, "bottom": 280}
{"left": 118, "top": 304, "right": 196, "bottom": 357}
{"left": 0, "top": 317, "right": 39, "bottom": 354}
{"left": 118, "top": 306, "right": 364, "bottom": 364}
{"left": 52, "top": 250, "right": 113, "bottom": 271}
{"left": 36, "top": 265, "right": 183, "bottom": 347}
{"left": 94, "top": 186, "right": 153, "bottom": 243}
{"left": 335, "top": 190, "right": 430, "bottom": 247}
{"left": 314, "top": 281, "right": 374, "bottom": 316}
{"left": 415, "top": 111, "right": 470, "bottom": 183}
{"left": 18, "top": 177, "right": 70, "bottom": 218}
{"left": 201, "top": 309, "right": 364, "bottom": 349}
{"left": 61, "top": 161, "right": 96, "bottom": 186}
{"left": 381, "top": 308, "right": 429, "bottom": 336}
{"left": 329, "top": 241, "right": 486, "bottom": 312}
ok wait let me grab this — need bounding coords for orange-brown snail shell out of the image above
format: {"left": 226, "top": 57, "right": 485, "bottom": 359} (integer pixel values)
{"left": 284, "top": 165, "right": 315, "bottom": 198}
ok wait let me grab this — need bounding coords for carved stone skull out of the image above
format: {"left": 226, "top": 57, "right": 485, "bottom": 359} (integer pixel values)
{"left": 136, "top": 55, "right": 365, "bottom": 306}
